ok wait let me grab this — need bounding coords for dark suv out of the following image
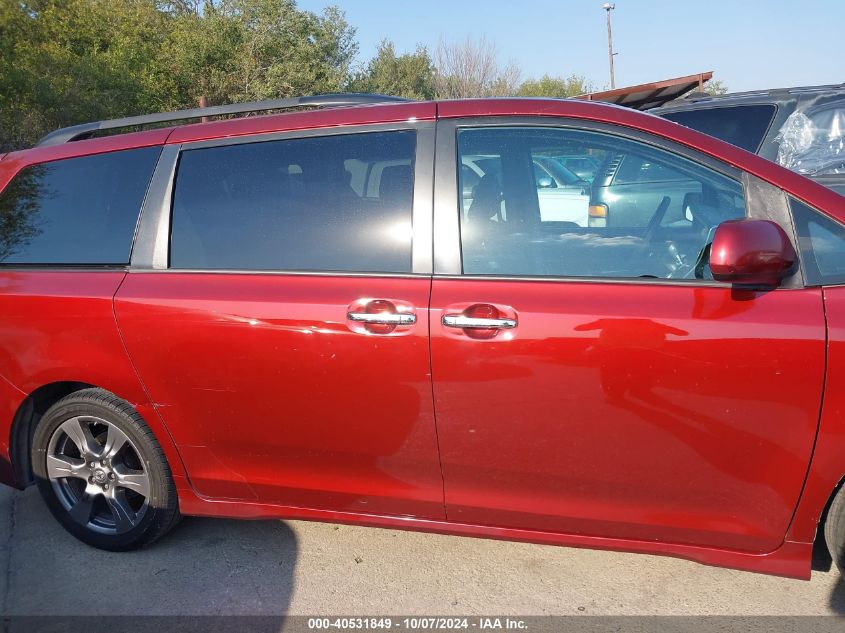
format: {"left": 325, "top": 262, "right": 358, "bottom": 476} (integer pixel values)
{"left": 650, "top": 83, "right": 845, "bottom": 196}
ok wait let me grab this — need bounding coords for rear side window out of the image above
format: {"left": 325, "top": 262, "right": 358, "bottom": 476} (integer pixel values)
{"left": 662, "top": 105, "right": 777, "bottom": 153}
{"left": 791, "top": 198, "right": 845, "bottom": 285}
{"left": 170, "top": 131, "right": 416, "bottom": 273}
{"left": 0, "top": 147, "right": 160, "bottom": 265}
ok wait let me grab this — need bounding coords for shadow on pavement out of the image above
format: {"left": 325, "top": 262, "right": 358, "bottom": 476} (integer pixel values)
{"left": 5, "top": 487, "right": 297, "bottom": 616}
{"left": 829, "top": 576, "right": 845, "bottom": 615}
{"left": 811, "top": 518, "right": 845, "bottom": 614}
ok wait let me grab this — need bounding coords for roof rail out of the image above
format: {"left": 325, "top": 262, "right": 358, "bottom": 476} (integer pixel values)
{"left": 35, "top": 93, "right": 411, "bottom": 148}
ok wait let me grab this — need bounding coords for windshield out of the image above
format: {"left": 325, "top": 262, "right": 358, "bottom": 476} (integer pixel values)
{"left": 533, "top": 156, "right": 584, "bottom": 186}
{"left": 661, "top": 105, "right": 777, "bottom": 153}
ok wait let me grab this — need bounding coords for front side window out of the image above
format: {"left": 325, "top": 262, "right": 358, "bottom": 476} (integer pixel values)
{"left": 0, "top": 147, "right": 160, "bottom": 265}
{"left": 457, "top": 127, "right": 746, "bottom": 280}
{"left": 170, "top": 130, "right": 416, "bottom": 273}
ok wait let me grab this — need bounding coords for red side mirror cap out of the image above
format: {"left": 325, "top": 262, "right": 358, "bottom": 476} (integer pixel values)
{"left": 710, "top": 219, "right": 796, "bottom": 287}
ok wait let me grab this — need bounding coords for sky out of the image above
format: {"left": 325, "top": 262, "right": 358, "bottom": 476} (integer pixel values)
{"left": 297, "top": 0, "right": 843, "bottom": 93}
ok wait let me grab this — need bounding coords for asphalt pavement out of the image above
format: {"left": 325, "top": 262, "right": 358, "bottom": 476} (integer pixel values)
{"left": 1, "top": 485, "right": 843, "bottom": 616}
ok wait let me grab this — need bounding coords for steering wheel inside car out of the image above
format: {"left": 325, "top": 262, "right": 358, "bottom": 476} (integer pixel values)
{"left": 638, "top": 196, "right": 678, "bottom": 277}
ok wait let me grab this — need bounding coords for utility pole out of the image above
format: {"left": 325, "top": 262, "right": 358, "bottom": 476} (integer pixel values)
{"left": 602, "top": 3, "right": 616, "bottom": 89}
{"left": 198, "top": 95, "right": 209, "bottom": 123}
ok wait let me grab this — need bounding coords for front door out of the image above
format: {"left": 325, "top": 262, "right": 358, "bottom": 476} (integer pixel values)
{"left": 116, "top": 126, "right": 445, "bottom": 519}
{"left": 430, "top": 122, "right": 825, "bottom": 552}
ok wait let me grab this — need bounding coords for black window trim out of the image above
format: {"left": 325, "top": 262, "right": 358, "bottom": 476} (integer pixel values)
{"left": 131, "top": 122, "right": 436, "bottom": 276}
{"left": 742, "top": 173, "right": 804, "bottom": 289}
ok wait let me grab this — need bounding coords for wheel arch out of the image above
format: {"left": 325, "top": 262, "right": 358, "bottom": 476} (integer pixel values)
{"left": 8, "top": 380, "right": 189, "bottom": 491}
{"left": 786, "top": 423, "right": 845, "bottom": 546}
{"left": 10, "top": 381, "right": 93, "bottom": 488}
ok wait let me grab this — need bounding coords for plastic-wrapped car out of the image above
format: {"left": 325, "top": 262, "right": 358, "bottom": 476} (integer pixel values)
{"left": 651, "top": 83, "right": 845, "bottom": 196}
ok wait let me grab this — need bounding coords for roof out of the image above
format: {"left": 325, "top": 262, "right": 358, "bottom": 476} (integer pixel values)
{"left": 575, "top": 72, "right": 714, "bottom": 110}
{"left": 0, "top": 101, "right": 436, "bottom": 178}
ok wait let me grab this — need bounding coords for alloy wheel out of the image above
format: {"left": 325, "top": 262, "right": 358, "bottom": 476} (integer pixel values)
{"left": 45, "top": 416, "right": 150, "bottom": 535}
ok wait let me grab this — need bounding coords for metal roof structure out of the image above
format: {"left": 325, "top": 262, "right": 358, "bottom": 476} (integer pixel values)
{"left": 575, "top": 72, "right": 714, "bottom": 110}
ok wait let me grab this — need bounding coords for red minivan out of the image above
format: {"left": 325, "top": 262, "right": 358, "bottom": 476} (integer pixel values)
{"left": 1, "top": 94, "right": 845, "bottom": 580}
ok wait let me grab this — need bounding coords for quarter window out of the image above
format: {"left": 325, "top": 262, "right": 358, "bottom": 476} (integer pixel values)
{"left": 661, "top": 105, "right": 777, "bottom": 154}
{"left": 170, "top": 131, "right": 416, "bottom": 273}
{"left": 457, "top": 127, "right": 746, "bottom": 280}
{"left": 0, "top": 147, "right": 160, "bottom": 265}
{"left": 791, "top": 198, "right": 845, "bottom": 285}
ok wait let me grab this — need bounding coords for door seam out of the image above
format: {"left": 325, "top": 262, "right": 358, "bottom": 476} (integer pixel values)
{"left": 427, "top": 275, "right": 449, "bottom": 520}
{"left": 783, "top": 287, "right": 829, "bottom": 540}
{"left": 111, "top": 272, "right": 193, "bottom": 483}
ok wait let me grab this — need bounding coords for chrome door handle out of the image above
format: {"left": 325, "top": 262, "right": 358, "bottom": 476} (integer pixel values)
{"left": 442, "top": 315, "right": 517, "bottom": 329}
{"left": 348, "top": 312, "right": 417, "bottom": 325}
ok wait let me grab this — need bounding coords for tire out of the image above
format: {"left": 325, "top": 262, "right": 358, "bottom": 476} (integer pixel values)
{"left": 826, "top": 483, "right": 845, "bottom": 574}
{"left": 31, "top": 388, "right": 180, "bottom": 550}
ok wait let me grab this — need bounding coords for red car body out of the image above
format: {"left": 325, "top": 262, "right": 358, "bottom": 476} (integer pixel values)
{"left": 2, "top": 98, "right": 845, "bottom": 579}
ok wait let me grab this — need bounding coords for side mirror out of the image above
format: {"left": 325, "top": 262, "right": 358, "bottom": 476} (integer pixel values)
{"left": 710, "top": 219, "right": 796, "bottom": 287}
{"left": 537, "top": 176, "right": 555, "bottom": 189}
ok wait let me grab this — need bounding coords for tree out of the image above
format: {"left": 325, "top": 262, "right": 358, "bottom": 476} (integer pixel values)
{"left": 350, "top": 40, "right": 435, "bottom": 100}
{"left": 703, "top": 79, "right": 728, "bottom": 96}
{"left": 517, "top": 74, "right": 593, "bottom": 98}
{"left": 433, "top": 36, "right": 520, "bottom": 98}
{"left": 0, "top": 1, "right": 358, "bottom": 151}
{"left": 164, "top": 0, "right": 358, "bottom": 106}
{"left": 0, "top": 1, "right": 611, "bottom": 152}
{"left": 156, "top": 0, "right": 202, "bottom": 14}
{"left": 0, "top": 0, "right": 176, "bottom": 151}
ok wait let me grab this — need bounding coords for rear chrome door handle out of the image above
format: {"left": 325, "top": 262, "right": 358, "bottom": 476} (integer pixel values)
{"left": 348, "top": 312, "right": 417, "bottom": 325}
{"left": 442, "top": 315, "right": 516, "bottom": 329}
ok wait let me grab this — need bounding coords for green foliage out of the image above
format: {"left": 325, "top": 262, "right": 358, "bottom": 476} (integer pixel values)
{"left": 169, "top": 0, "right": 357, "bottom": 104}
{"left": 0, "top": 1, "right": 611, "bottom": 152}
{"left": 0, "top": 0, "right": 357, "bottom": 150}
{"left": 350, "top": 40, "right": 435, "bottom": 100}
{"left": 516, "top": 74, "right": 593, "bottom": 98}
{"left": 1, "top": 0, "right": 176, "bottom": 150}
